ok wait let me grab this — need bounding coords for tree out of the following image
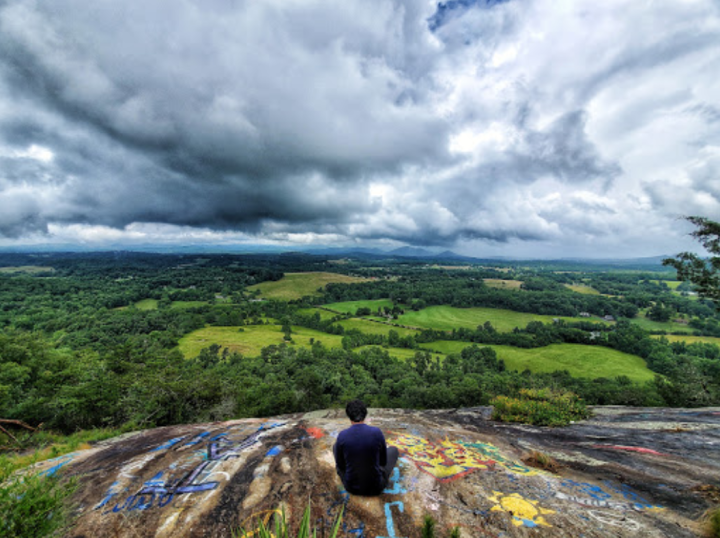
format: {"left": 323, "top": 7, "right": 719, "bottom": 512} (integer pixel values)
{"left": 663, "top": 217, "right": 720, "bottom": 301}
{"left": 648, "top": 302, "right": 672, "bottom": 323}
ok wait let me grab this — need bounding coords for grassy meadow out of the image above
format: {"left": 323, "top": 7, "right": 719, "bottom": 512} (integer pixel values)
{"left": 178, "top": 324, "right": 344, "bottom": 358}
{"left": 336, "top": 318, "right": 418, "bottom": 337}
{"left": 135, "top": 299, "right": 159, "bottom": 310}
{"left": 564, "top": 284, "right": 600, "bottom": 295}
{"left": 248, "top": 272, "right": 368, "bottom": 300}
{"left": 178, "top": 323, "right": 423, "bottom": 362}
{"left": 483, "top": 279, "right": 523, "bottom": 290}
{"left": 651, "top": 334, "right": 720, "bottom": 346}
{"left": 0, "top": 265, "right": 55, "bottom": 274}
{"left": 631, "top": 310, "right": 692, "bottom": 333}
{"left": 323, "top": 299, "right": 396, "bottom": 314}
{"left": 395, "top": 305, "right": 605, "bottom": 332}
{"left": 296, "top": 307, "right": 338, "bottom": 321}
{"left": 419, "top": 341, "right": 654, "bottom": 381}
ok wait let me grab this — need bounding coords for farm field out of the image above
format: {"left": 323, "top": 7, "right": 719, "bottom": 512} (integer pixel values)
{"left": 395, "top": 305, "right": 604, "bottom": 332}
{"left": 178, "top": 324, "right": 344, "bottom": 358}
{"left": 355, "top": 345, "right": 425, "bottom": 361}
{"left": 135, "top": 299, "right": 158, "bottom": 310}
{"left": 248, "top": 272, "right": 368, "bottom": 300}
{"left": 296, "top": 308, "right": 338, "bottom": 321}
{"left": 483, "top": 279, "right": 523, "bottom": 290}
{"left": 653, "top": 280, "right": 682, "bottom": 289}
{"left": 337, "top": 318, "right": 418, "bottom": 337}
{"left": 565, "top": 284, "right": 600, "bottom": 294}
{"left": 419, "top": 341, "right": 654, "bottom": 381}
{"left": 0, "top": 265, "right": 55, "bottom": 274}
{"left": 631, "top": 311, "right": 691, "bottom": 333}
{"left": 323, "top": 299, "right": 395, "bottom": 315}
{"left": 651, "top": 334, "right": 720, "bottom": 346}
{"left": 171, "top": 301, "right": 210, "bottom": 309}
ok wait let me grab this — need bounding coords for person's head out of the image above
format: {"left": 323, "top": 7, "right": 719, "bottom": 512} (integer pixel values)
{"left": 345, "top": 399, "right": 367, "bottom": 423}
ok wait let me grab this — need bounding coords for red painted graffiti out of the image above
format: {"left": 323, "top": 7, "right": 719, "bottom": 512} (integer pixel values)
{"left": 303, "top": 427, "right": 325, "bottom": 439}
{"left": 593, "top": 445, "right": 668, "bottom": 456}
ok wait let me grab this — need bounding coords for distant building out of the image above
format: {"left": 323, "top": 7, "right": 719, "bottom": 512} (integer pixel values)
{"left": 603, "top": 315, "right": 615, "bottom": 322}
{"left": 674, "top": 318, "right": 689, "bottom": 325}
{"left": 579, "top": 312, "right": 591, "bottom": 317}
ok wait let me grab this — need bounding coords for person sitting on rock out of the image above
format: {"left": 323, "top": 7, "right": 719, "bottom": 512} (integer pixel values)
{"left": 333, "top": 399, "right": 399, "bottom": 496}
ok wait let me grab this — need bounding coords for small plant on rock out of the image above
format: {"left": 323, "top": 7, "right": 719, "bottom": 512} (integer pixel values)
{"left": 421, "top": 515, "right": 461, "bottom": 538}
{"left": 234, "top": 502, "right": 342, "bottom": 538}
{"left": 704, "top": 506, "right": 720, "bottom": 538}
{"left": 522, "top": 450, "right": 561, "bottom": 473}
{"left": 491, "top": 388, "right": 590, "bottom": 427}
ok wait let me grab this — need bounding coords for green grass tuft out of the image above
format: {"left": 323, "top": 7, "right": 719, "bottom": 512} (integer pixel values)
{"left": 492, "top": 388, "right": 590, "bottom": 427}
{"left": 705, "top": 506, "right": 720, "bottom": 538}
{"left": 0, "top": 456, "right": 77, "bottom": 538}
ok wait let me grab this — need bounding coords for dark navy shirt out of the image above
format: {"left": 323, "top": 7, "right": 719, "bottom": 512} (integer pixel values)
{"left": 334, "top": 423, "right": 387, "bottom": 495}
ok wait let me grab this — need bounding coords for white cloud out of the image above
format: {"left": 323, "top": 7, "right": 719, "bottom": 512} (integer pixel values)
{"left": 0, "top": 0, "right": 718, "bottom": 257}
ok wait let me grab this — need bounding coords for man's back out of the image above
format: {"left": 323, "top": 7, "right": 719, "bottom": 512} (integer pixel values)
{"left": 334, "top": 423, "right": 387, "bottom": 495}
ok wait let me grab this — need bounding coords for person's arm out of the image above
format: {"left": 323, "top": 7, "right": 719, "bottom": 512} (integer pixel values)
{"left": 334, "top": 438, "right": 346, "bottom": 474}
{"left": 378, "top": 429, "right": 387, "bottom": 467}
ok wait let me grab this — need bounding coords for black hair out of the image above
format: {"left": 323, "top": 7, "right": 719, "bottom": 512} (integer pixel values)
{"left": 345, "top": 399, "right": 367, "bottom": 423}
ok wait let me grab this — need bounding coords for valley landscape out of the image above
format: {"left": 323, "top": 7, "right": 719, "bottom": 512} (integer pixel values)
{"left": 1, "top": 0, "right": 720, "bottom": 536}
{"left": 2, "top": 250, "right": 720, "bottom": 536}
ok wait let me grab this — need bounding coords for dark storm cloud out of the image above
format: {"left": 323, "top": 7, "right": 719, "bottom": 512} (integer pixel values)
{"left": 0, "top": 0, "right": 448, "bottom": 237}
{"left": 0, "top": 0, "right": 718, "bottom": 258}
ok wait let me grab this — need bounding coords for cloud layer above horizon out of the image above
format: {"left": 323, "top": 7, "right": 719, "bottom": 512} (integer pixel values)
{"left": 0, "top": 0, "right": 719, "bottom": 257}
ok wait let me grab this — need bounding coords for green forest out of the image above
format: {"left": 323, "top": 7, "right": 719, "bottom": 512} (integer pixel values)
{"left": 1, "top": 251, "right": 719, "bottom": 444}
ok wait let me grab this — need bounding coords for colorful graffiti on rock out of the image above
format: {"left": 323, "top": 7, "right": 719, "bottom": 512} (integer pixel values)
{"left": 95, "top": 421, "right": 287, "bottom": 514}
{"left": 487, "top": 491, "right": 555, "bottom": 528}
{"left": 388, "top": 434, "right": 539, "bottom": 482}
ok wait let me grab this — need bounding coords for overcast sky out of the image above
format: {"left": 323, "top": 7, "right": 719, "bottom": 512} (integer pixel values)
{"left": 0, "top": 0, "right": 718, "bottom": 258}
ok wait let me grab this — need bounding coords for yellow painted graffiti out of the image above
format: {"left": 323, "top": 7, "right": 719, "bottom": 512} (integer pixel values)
{"left": 459, "top": 440, "right": 541, "bottom": 476}
{"left": 487, "top": 491, "right": 555, "bottom": 528}
{"left": 388, "top": 434, "right": 494, "bottom": 482}
{"left": 238, "top": 508, "right": 283, "bottom": 537}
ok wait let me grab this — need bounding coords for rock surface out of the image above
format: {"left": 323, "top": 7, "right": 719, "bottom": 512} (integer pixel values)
{"left": 38, "top": 406, "right": 720, "bottom": 537}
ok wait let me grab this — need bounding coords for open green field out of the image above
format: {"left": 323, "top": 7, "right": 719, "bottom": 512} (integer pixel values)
{"left": 631, "top": 311, "right": 691, "bottom": 333}
{"left": 177, "top": 323, "right": 421, "bottom": 361}
{"left": 296, "top": 308, "right": 338, "bottom": 321}
{"left": 248, "top": 272, "right": 368, "bottom": 300}
{"left": 356, "top": 345, "right": 426, "bottom": 361}
{"left": 135, "top": 299, "right": 158, "bottom": 310}
{"left": 171, "top": 301, "right": 209, "bottom": 309}
{"left": 483, "top": 279, "right": 523, "bottom": 290}
{"left": 653, "top": 280, "right": 682, "bottom": 289}
{"left": 395, "top": 305, "right": 603, "bottom": 332}
{"left": 178, "top": 324, "right": 344, "bottom": 358}
{"left": 565, "top": 284, "right": 600, "bottom": 295}
{"left": 419, "top": 341, "right": 653, "bottom": 381}
{"left": 652, "top": 334, "right": 720, "bottom": 346}
{"left": 0, "top": 265, "right": 55, "bottom": 274}
{"left": 337, "top": 318, "right": 418, "bottom": 337}
{"left": 323, "top": 299, "right": 395, "bottom": 315}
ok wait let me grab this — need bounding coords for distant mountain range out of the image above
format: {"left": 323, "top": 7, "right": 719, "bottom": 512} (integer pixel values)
{"left": 0, "top": 242, "right": 671, "bottom": 266}
{"left": 304, "top": 246, "right": 472, "bottom": 261}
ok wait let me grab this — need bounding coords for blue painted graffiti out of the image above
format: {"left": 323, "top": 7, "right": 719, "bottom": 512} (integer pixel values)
{"left": 602, "top": 480, "right": 662, "bottom": 510}
{"left": 40, "top": 454, "right": 74, "bottom": 477}
{"left": 378, "top": 501, "right": 405, "bottom": 538}
{"left": 100, "top": 421, "right": 285, "bottom": 513}
{"left": 151, "top": 436, "right": 187, "bottom": 452}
